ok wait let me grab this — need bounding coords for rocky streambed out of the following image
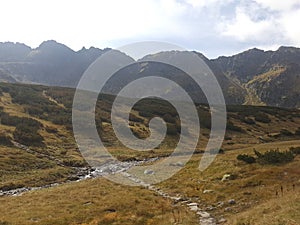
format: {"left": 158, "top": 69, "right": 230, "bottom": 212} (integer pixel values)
{"left": 0, "top": 157, "right": 159, "bottom": 197}
{"left": 0, "top": 156, "right": 222, "bottom": 225}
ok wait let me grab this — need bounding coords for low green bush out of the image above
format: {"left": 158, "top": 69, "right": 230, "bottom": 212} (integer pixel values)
{"left": 227, "top": 121, "right": 243, "bottom": 132}
{"left": 242, "top": 117, "right": 256, "bottom": 125}
{"left": 254, "top": 113, "right": 271, "bottom": 123}
{"left": 254, "top": 149, "right": 294, "bottom": 164}
{"left": 0, "top": 134, "right": 13, "bottom": 146}
{"left": 290, "top": 146, "right": 300, "bottom": 155}
{"left": 294, "top": 127, "right": 300, "bottom": 135}
{"left": 280, "top": 129, "right": 293, "bottom": 136}
{"left": 237, "top": 154, "right": 256, "bottom": 164}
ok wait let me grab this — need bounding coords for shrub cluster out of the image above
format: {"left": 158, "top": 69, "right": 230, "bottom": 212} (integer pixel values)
{"left": 242, "top": 117, "right": 256, "bottom": 125}
{"left": 2, "top": 84, "right": 71, "bottom": 128}
{"left": 238, "top": 148, "right": 298, "bottom": 165}
{"left": 290, "top": 146, "right": 300, "bottom": 155}
{"left": 237, "top": 154, "right": 256, "bottom": 164}
{"left": 280, "top": 129, "right": 293, "bottom": 136}
{"left": 227, "top": 121, "right": 243, "bottom": 132}
{"left": 13, "top": 123, "right": 44, "bottom": 147}
{"left": 254, "top": 113, "right": 271, "bottom": 123}
{"left": 0, "top": 113, "right": 44, "bottom": 146}
{"left": 0, "top": 134, "right": 13, "bottom": 146}
{"left": 254, "top": 149, "right": 294, "bottom": 164}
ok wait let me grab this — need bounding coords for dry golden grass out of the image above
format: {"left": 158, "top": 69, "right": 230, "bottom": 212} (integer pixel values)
{"left": 0, "top": 178, "right": 198, "bottom": 225}
{"left": 157, "top": 140, "right": 300, "bottom": 223}
{"left": 227, "top": 190, "right": 300, "bottom": 225}
{"left": 0, "top": 146, "right": 72, "bottom": 190}
{"left": 248, "top": 66, "right": 286, "bottom": 85}
{"left": 1, "top": 83, "right": 300, "bottom": 224}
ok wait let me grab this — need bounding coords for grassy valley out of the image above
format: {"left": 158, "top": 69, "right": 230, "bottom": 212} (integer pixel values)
{"left": 0, "top": 82, "right": 299, "bottom": 224}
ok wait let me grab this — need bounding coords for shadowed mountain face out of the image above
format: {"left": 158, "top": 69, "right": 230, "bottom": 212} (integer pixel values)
{"left": 0, "top": 41, "right": 300, "bottom": 107}
{"left": 211, "top": 46, "right": 300, "bottom": 108}
{"left": 0, "top": 40, "right": 109, "bottom": 86}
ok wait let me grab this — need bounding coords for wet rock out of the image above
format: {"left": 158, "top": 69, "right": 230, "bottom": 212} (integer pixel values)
{"left": 199, "top": 217, "right": 216, "bottom": 225}
{"left": 187, "top": 202, "right": 198, "bottom": 211}
{"left": 144, "top": 169, "right": 155, "bottom": 175}
{"left": 169, "top": 161, "right": 184, "bottom": 167}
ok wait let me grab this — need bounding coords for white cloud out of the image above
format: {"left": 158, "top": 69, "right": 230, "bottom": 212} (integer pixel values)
{"left": 0, "top": 0, "right": 300, "bottom": 57}
{"left": 183, "top": 0, "right": 234, "bottom": 9}
{"left": 253, "top": 0, "right": 300, "bottom": 11}
{"left": 278, "top": 8, "right": 300, "bottom": 45}
{"left": 220, "top": 7, "right": 278, "bottom": 42}
{"left": 219, "top": 1, "right": 300, "bottom": 49}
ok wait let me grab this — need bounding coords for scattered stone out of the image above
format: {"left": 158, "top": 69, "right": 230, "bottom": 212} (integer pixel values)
{"left": 206, "top": 206, "right": 215, "bottom": 211}
{"left": 187, "top": 202, "right": 198, "bottom": 211}
{"left": 218, "top": 218, "right": 227, "bottom": 223}
{"left": 83, "top": 201, "right": 92, "bottom": 206}
{"left": 170, "top": 196, "right": 182, "bottom": 202}
{"left": 144, "top": 169, "right": 155, "bottom": 175}
{"left": 197, "top": 211, "right": 210, "bottom": 218}
{"left": 187, "top": 202, "right": 198, "bottom": 206}
{"left": 228, "top": 199, "right": 236, "bottom": 205}
{"left": 203, "top": 189, "right": 214, "bottom": 194}
{"left": 216, "top": 201, "right": 224, "bottom": 207}
{"left": 224, "top": 207, "right": 232, "bottom": 212}
{"left": 169, "top": 161, "right": 184, "bottom": 167}
{"left": 199, "top": 217, "right": 216, "bottom": 225}
{"left": 104, "top": 208, "right": 116, "bottom": 212}
{"left": 221, "top": 174, "right": 231, "bottom": 182}
{"left": 190, "top": 205, "right": 199, "bottom": 211}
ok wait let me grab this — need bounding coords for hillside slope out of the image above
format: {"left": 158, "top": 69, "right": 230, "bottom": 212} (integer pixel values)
{"left": 0, "top": 82, "right": 299, "bottom": 224}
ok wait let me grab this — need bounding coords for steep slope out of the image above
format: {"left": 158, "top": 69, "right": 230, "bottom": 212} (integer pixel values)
{"left": 0, "top": 41, "right": 108, "bottom": 86}
{"left": 246, "top": 64, "right": 300, "bottom": 108}
{"left": 212, "top": 46, "right": 300, "bottom": 107}
{"left": 212, "top": 48, "right": 272, "bottom": 83}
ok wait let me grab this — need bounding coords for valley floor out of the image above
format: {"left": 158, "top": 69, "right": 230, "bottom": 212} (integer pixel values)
{"left": 0, "top": 140, "right": 299, "bottom": 225}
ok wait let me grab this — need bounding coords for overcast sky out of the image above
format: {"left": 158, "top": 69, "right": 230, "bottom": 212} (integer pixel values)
{"left": 1, "top": 0, "right": 299, "bottom": 58}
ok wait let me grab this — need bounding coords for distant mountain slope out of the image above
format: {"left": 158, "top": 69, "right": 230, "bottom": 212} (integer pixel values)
{"left": 211, "top": 46, "right": 300, "bottom": 108}
{"left": 0, "top": 41, "right": 300, "bottom": 107}
{"left": 0, "top": 40, "right": 109, "bottom": 86}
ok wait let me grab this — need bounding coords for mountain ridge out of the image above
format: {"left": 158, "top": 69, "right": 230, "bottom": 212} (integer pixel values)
{"left": 0, "top": 41, "right": 300, "bottom": 107}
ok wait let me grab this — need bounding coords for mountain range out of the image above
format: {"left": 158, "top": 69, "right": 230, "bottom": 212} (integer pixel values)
{"left": 0, "top": 40, "right": 300, "bottom": 108}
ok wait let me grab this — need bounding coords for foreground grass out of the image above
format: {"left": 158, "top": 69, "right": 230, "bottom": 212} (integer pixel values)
{"left": 0, "top": 141, "right": 299, "bottom": 224}
{"left": 0, "top": 178, "right": 198, "bottom": 225}
{"left": 157, "top": 140, "right": 300, "bottom": 224}
{"left": 227, "top": 190, "right": 300, "bottom": 225}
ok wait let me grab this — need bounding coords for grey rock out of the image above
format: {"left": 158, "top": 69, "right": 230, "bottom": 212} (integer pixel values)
{"left": 218, "top": 218, "right": 227, "bottom": 223}
{"left": 224, "top": 207, "right": 232, "bottom": 212}
{"left": 197, "top": 211, "right": 210, "bottom": 218}
{"left": 221, "top": 174, "right": 231, "bottom": 182}
{"left": 144, "top": 169, "right": 155, "bottom": 175}
{"left": 228, "top": 199, "right": 236, "bottom": 205}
